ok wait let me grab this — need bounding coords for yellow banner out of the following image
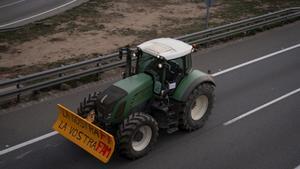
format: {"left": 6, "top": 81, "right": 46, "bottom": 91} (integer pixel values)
{"left": 53, "top": 104, "right": 115, "bottom": 163}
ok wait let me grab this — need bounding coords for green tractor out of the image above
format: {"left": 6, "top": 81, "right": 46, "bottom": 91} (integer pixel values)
{"left": 77, "top": 38, "right": 215, "bottom": 159}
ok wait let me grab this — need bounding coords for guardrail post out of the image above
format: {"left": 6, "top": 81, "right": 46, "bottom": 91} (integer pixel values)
{"left": 57, "top": 64, "right": 71, "bottom": 90}
{"left": 96, "top": 63, "right": 102, "bottom": 80}
{"left": 16, "top": 83, "right": 21, "bottom": 102}
{"left": 58, "top": 64, "right": 65, "bottom": 77}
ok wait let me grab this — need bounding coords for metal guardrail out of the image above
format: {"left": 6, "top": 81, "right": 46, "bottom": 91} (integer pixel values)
{"left": 1, "top": 7, "right": 300, "bottom": 103}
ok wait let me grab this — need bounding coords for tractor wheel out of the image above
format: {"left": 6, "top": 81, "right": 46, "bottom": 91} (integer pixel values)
{"left": 77, "top": 92, "right": 100, "bottom": 123}
{"left": 117, "top": 112, "right": 159, "bottom": 160}
{"left": 180, "top": 83, "right": 215, "bottom": 131}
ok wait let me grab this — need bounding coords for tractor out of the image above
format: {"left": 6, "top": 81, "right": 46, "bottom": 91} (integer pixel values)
{"left": 54, "top": 38, "right": 215, "bottom": 162}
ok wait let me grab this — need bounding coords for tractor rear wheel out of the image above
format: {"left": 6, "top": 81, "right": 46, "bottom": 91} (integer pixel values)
{"left": 77, "top": 92, "right": 100, "bottom": 123}
{"left": 117, "top": 112, "right": 159, "bottom": 160}
{"left": 180, "top": 83, "right": 215, "bottom": 131}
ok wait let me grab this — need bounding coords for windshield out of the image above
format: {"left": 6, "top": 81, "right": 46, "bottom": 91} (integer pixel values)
{"left": 137, "top": 52, "right": 156, "bottom": 73}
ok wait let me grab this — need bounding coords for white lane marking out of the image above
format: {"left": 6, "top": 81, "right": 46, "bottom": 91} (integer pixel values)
{"left": 0, "top": 0, "right": 25, "bottom": 9}
{"left": 0, "top": 0, "right": 77, "bottom": 28}
{"left": 212, "top": 44, "right": 300, "bottom": 77}
{"left": 0, "top": 43, "right": 299, "bottom": 156}
{"left": 294, "top": 164, "right": 300, "bottom": 169}
{"left": 223, "top": 88, "right": 300, "bottom": 126}
{"left": 0, "top": 131, "right": 58, "bottom": 156}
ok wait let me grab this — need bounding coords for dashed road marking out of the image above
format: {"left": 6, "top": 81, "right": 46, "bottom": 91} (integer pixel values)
{"left": 223, "top": 88, "right": 300, "bottom": 126}
{"left": 212, "top": 44, "right": 300, "bottom": 77}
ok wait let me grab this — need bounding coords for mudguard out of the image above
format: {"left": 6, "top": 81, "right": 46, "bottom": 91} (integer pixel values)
{"left": 53, "top": 104, "right": 115, "bottom": 163}
{"left": 172, "top": 69, "right": 215, "bottom": 102}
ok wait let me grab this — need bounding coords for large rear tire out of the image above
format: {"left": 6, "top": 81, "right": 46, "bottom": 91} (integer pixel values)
{"left": 180, "top": 83, "right": 215, "bottom": 131}
{"left": 117, "top": 112, "right": 159, "bottom": 160}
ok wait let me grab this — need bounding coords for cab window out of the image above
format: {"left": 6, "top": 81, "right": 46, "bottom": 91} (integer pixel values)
{"left": 169, "top": 57, "right": 184, "bottom": 70}
{"left": 137, "top": 52, "right": 155, "bottom": 73}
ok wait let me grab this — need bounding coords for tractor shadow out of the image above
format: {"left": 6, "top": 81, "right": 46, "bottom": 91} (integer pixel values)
{"left": 106, "top": 128, "right": 212, "bottom": 168}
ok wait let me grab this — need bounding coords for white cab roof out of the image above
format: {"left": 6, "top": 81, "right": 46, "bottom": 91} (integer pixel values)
{"left": 138, "top": 38, "right": 193, "bottom": 60}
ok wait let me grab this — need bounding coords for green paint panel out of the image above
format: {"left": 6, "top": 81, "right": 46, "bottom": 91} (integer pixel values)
{"left": 172, "top": 69, "right": 208, "bottom": 101}
{"left": 113, "top": 73, "right": 152, "bottom": 93}
{"left": 111, "top": 73, "right": 153, "bottom": 123}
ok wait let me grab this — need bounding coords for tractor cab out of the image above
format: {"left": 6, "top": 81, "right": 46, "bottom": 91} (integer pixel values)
{"left": 120, "top": 38, "right": 194, "bottom": 96}
{"left": 137, "top": 38, "right": 193, "bottom": 95}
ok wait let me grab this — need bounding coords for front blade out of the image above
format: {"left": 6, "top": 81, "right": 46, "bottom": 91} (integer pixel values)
{"left": 53, "top": 104, "right": 115, "bottom": 163}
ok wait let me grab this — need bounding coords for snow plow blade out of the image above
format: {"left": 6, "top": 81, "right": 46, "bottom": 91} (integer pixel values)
{"left": 53, "top": 104, "right": 115, "bottom": 163}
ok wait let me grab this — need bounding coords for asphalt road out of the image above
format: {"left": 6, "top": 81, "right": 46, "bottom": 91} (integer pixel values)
{"left": 0, "top": 21, "right": 300, "bottom": 169}
{"left": 0, "top": 0, "right": 87, "bottom": 29}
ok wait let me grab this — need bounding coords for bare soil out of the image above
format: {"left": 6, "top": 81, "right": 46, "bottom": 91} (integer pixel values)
{"left": 0, "top": 1, "right": 213, "bottom": 68}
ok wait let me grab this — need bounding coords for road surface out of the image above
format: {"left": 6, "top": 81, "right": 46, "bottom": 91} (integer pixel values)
{"left": 0, "top": 0, "right": 87, "bottom": 29}
{"left": 0, "top": 21, "right": 300, "bottom": 169}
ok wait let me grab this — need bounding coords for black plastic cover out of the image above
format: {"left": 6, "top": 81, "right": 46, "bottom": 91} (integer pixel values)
{"left": 97, "top": 85, "right": 128, "bottom": 115}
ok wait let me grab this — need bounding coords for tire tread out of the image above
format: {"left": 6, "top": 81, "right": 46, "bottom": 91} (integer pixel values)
{"left": 117, "top": 112, "right": 159, "bottom": 160}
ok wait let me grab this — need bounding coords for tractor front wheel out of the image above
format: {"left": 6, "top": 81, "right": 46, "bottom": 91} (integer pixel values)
{"left": 180, "top": 83, "right": 215, "bottom": 131}
{"left": 77, "top": 92, "right": 100, "bottom": 124}
{"left": 117, "top": 112, "right": 159, "bottom": 160}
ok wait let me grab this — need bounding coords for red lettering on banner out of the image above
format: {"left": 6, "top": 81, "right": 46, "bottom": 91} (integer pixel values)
{"left": 96, "top": 141, "right": 111, "bottom": 158}
{"left": 96, "top": 141, "right": 104, "bottom": 152}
